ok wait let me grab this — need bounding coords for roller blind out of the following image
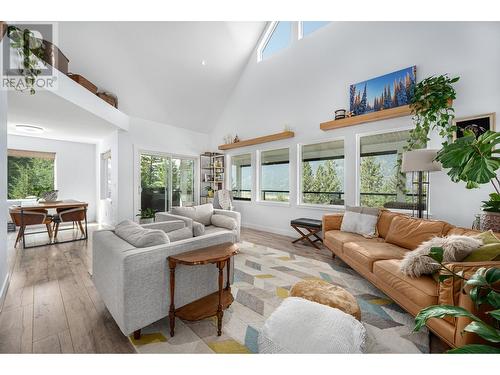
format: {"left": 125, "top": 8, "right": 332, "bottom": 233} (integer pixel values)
{"left": 8, "top": 149, "right": 55, "bottom": 160}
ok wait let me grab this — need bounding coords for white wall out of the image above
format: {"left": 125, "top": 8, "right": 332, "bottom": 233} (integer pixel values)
{"left": 211, "top": 22, "right": 500, "bottom": 235}
{"left": 8, "top": 135, "right": 97, "bottom": 222}
{"left": 0, "top": 89, "right": 8, "bottom": 306}
{"left": 96, "top": 117, "right": 210, "bottom": 225}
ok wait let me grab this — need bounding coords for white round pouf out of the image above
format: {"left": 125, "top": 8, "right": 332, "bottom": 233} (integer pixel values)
{"left": 258, "top": 297, "right": 366, "bottom": 354}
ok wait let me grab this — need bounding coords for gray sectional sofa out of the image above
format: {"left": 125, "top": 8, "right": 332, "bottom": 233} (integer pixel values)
{"left": 92, "top": 211, "right": 240, "bottom": 337}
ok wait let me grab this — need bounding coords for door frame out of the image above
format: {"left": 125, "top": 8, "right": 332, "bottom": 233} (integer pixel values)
{"left": 133, "top": 146, "right": 199, "bottom": 221}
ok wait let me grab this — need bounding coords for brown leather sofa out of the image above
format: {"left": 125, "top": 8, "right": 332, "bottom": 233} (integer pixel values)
{"left": 322, "top": 210, "right": 500, "bottom": 348}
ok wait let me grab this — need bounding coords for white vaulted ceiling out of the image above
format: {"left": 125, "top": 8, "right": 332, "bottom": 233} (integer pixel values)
{"left": 57, "top": 21, "right": 266, "bottom": 134}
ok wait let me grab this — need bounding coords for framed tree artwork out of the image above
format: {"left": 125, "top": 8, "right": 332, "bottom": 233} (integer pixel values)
{"left": 349, "top": 66, "right": 416, "bottom": 116}
{"left": 454, "top": 113, "right": 496, "bottom": 139}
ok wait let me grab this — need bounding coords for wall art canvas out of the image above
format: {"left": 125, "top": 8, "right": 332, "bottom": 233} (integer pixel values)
{"left": 350, "top": 66, "right": 416, "bottom": 116}
{"left": 454, "top": 113, "right": 496, "bottom": 139}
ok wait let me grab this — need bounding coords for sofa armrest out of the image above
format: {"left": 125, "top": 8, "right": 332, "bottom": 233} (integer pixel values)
{"left": 213, "top": 209, "right": 241, "bottom": 242}
{"left": 322, "top": 213, "right": 344, "bottom": 233}
{"left": 437, "top": 261, "right": 500, "bottom": 347}
{"left": 141, "top": 220, "right": 185, "bottom": 233}
{"left": 155, "top": 212, "right": 193, "bottom": 228}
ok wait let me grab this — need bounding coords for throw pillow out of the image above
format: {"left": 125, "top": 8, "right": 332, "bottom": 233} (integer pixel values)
{"left": 463, "top": 230, "right": 500, "bottom": 262}
{"left": 171, "top": 203, "right": 214, "bottom": 226}
{"left": 399, "top": 235, "right": 482, "bottom": 277}
{"left": 166, "top": 227, "right": 193, "bottom": 242}
{"left": 211, "top": 214, "right": 237, "bottom": 230}
{"left": 258, "top": 297, "right": 366, "bottom": 353}
{"left": 114, "top": 220, "right": 170, "bottom": 248}
{"left": 340, "top": 206, "right": 379, "bottom": 237}
{"left": 192, "top": 221, "right": 205, "bottom": 237}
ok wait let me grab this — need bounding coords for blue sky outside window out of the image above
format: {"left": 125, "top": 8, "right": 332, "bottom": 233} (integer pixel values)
{"left": 262, "top": 21, "right": 292, "bottom": 60}
{"left": 302, "top": 21, "right": 329, "bottom": 37}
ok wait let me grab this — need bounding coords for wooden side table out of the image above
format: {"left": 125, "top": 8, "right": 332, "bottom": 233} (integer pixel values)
{"left": 168, "top": 242, "right": 239, "bottom": 337}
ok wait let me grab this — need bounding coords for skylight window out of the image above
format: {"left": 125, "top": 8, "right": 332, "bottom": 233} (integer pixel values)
{"left": 258, "top": 21, "right": 292, "bottom": 62}
{"left": 300, "top": 21, "right": 330, "bottom": 38}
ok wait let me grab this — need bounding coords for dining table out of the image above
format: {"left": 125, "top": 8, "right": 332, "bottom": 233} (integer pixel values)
{"left": 11, "top": 199, "right": 88, "bottom": 249}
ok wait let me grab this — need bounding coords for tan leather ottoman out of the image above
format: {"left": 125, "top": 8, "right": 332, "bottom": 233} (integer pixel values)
{"left": 290, "top": 279, "right": 361, "bottom": 320}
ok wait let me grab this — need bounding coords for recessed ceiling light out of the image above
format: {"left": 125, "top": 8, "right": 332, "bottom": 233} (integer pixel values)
{"left": 15, "top": 125, "right": 45, "bottom": 134}
{"left": 201, "top": 60, "right": 207, "bottom": 66}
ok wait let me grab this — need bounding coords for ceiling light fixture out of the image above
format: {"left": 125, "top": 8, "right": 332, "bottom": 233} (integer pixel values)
{"left": 201, "top": 60, "right": 207, "bottom": 66}
{"left": 15, "top": 125, "right": 45, "bottom": 134}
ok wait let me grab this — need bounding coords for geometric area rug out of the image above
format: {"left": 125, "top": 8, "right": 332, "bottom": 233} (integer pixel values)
{"left": 130, "top": 241, "right": 429, "bottom": 353}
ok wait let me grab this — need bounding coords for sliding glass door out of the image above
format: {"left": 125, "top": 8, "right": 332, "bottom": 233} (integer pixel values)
{"left": 140, "top": 152, "right": 195, "bottom": 213}
{"left": 171, "top": 158, "right": 195, "bottom": 207}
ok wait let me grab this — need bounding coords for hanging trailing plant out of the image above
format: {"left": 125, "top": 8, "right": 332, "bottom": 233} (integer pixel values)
{"left": 6, "top": 24, "right": 45, "bottom": 95}
{"left": 395, "top": 74, "right": 460, "bottom": 194}
{"left": 407, "top": 74, "right": 460, "bottom": 149}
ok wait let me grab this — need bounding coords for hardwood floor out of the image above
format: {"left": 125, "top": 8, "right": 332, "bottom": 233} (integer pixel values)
{"left": 0, "top": 224, "right": 135, "bottom": 353}
{"left": 0, "top": 224, "right": 447, "bottom": 353}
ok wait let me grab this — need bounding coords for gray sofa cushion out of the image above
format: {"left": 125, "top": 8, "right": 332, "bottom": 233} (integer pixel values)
{"left": 114, "top": 220, "right": 170, "bottom": 248}
{"left": 211, "top": 214, "right": 237, "bottom": 230}
{"left": 167, "top": 227, "right": 194, "bottom": 242}
{"left": 192, "top": 221, "right": 205, "bottom": 237}
{"left": 172, "top": 204, "right": 214, "bottom": 226}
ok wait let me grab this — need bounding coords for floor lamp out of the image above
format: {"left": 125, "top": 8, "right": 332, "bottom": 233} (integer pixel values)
{"left": 401, "top": 149, "right": 442, "bottom": 219}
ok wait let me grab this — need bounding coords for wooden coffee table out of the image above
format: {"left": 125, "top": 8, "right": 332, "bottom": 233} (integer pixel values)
{"left": 167, "top": 242, "right": 239, "bottom": 337}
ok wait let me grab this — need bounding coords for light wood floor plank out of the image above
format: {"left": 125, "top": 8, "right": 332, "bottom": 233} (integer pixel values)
{"left": 33, "top": 279, "right": 69, "bottom": 341}
{"left": 21, "top": 304, "right": 33, "bottom": 353}
{"left": 33, "top": 334, "right": 61, "bottom": 354}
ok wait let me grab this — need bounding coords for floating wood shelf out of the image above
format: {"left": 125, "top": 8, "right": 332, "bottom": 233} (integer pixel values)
{"left": 320, "top": 105, "right": 412, "bottom": 131}
{"left": 218, "top": 130, "right": 295, "bottom": 150}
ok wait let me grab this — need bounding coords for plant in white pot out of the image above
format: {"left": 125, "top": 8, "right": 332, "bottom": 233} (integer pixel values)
{"left": 436, "top": 130, "right": 500, "bottom": 231}
{"left": 136, "top": 208, "right": 156, "bottom": 224}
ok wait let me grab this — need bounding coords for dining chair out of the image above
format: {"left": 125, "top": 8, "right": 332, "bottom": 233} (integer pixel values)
{"left": 53, "top": 207, "right": 86, "bottom": 239}
{"left": 9, "top": 207, "right": 53, "bottom": 247}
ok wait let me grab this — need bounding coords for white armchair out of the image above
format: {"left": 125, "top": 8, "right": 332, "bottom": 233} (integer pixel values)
{"left": 156, "top": 204, "right": 241, "bottom": 242}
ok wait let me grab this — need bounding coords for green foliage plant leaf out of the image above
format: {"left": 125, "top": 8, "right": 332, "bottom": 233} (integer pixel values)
{"left": 463, "top": 321, "right": 500, "bottom": 343}
{"left": 448, "top": 344, "right": 500, "bottom": 354}
{"left": 414, "top": 305, "right": 479, "bottom": 332}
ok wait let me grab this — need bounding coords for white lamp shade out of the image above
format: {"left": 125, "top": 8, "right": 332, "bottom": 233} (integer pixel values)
{"left": 401, "top": 149, "right": 442, "bottom": 173}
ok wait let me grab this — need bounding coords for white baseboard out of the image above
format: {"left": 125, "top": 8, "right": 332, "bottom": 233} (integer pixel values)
{"left": 0, "top": 273, "right": 9, "bottom": 312}
{"left": 242, "top": 221, "right": 297, "bottom": 238}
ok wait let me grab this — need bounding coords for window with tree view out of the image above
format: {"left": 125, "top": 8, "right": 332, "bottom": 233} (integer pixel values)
{"left": 260, "top": 148, "right": 289, "bottom": 202}
{"left": 301, "top": 140, "right": 344, "bottom": 205}
{"left": 8, "top": 149, "right": 55, "bottom": 199}
{"left": 231, "top": 153, "right": 252, "bottom": 201}
{"left": 359, "top": 130, "right": 417, "bottom": 209}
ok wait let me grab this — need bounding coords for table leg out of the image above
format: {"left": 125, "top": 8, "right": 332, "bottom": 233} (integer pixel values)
{"left": 84, "top": 207, "right": 88, "bottom": 240}
{"left": 217, "top": 261, "right": 225, "bottom": 336}
{"left": 169, "top": 260, "right": 176, "bottom": 337}
{"left": 21, "top": 208, "right": 26, "bottom": 249}
{"left": 225, "top": 258, "right": 231, "bottom": 290}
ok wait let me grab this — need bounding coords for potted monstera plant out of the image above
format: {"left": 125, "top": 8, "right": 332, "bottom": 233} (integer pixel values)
{"left": 436, "top": 130, "right": 500, "bottom": 231}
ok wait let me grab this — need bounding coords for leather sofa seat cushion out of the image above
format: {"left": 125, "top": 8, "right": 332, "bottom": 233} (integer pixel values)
{"left": 377, "top": 210, "right": 404, "bottom": 239}
{"left": 385, "top": 216, "right": 452, "bottom": 250}
{"left": 343, "top": 241, "right": 409, "bottom": 272}
{"left": 374, "top": 259, "right": 438, "bottom": 308}
{"left": 324, "top": 230, "right": 382, "bottom": 253}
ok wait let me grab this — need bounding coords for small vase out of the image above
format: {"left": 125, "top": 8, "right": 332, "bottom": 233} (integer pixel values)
{"left": 140, "top": 218, "right": 154, "bottom": 224}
